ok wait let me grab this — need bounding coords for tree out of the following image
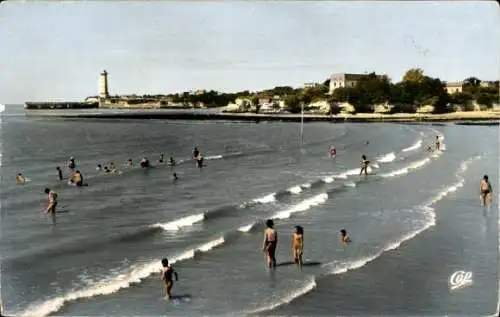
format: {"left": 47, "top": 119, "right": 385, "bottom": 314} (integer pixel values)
{"left": 463, "top": 77, "right": 481, "bottom": 87}
{"left": 477, "top": 93, "right": 494, "bottom": 108}
{"left": 284, "top": 94, "right": 300, "bottom": 113}
{"left": 402, "top": 68, "right": 425, "bottom": 83}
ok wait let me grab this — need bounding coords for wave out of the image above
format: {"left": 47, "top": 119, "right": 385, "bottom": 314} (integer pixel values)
{"left": 149, "top": 213, "right": 205, "bottom": 231}
{"left": 379, "top": 157, "right": 431, "bottom": 178}
{"left": 251, "top": 193, "right": 277, "bottom": 204}
{"left": 401, "top": 139, "right": 423, "bottom": 152}
{"left": 247, "top": 154, "right": 483, "bottom": 314}
{"left": 376, "top": 152, "right": 396, "bottom": 163}
{"left": 18, "top": 236, "right": 227, "bottom": 317}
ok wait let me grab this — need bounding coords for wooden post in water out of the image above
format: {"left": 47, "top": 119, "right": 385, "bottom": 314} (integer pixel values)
{"left": 300, "top": 102, "right": 304, "bottom": 145}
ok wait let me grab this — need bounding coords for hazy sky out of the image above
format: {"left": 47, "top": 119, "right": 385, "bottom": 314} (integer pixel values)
{"left": 0, "top": 1, "right": 498, "bottom": 103}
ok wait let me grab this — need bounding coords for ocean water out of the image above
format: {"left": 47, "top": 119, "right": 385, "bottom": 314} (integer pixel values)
{"left": 0, "top": 105, "right": 498, "bottom": 317}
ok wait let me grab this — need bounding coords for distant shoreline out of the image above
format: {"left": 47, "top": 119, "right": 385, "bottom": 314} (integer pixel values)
{"left": 24, "top": 110, "right": 500, "bottom": 125}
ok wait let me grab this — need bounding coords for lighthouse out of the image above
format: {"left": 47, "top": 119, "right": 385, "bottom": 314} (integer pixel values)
{"left": 99, "top": 70, "right": 109, "bottom": 99}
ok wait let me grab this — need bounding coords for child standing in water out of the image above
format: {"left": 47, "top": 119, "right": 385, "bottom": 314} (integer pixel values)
{"left": 262, "top": 219, "right": 278, "bottom": 269}
{"left": 292, "top": 226, "right": 304, "bottom": 267}
{"left": 160, "top": 258, "right": 178, "bottom": 299}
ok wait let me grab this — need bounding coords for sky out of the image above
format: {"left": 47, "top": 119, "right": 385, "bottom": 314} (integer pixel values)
{"left": 0, "top": 1, "right": 498, "bottom": 103}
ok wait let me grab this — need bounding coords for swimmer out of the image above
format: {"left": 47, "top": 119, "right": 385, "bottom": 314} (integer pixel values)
{"left": 435, "top": 136, "right": 440, "bottom": 151}
{"left": 480, "top": 175, "right": 493, "bottom": 207}
{"left": 96, "top": 164, "right": 102, "bottom": 171}
{"left": 68, "top": 156, "right": 76, "bottom": 170}
{"left": 159, "top": 153, "right": 164, "bottom": 164}
{"left": 56, "top": 166, "right": 64, "bottom": 181}
{"left": 159, "top": 258, "right": 178, "bottom": 300}
{"left": 359, "top": 155, "right": 369, "bottom": 176}
{"left": 426, "top": 145, "right": 433, "bottom": 152}
{"left": 72, "top": 170, "right": 84, "bottom": 187}
{"left": 104, "top": 166, "right": 110, "bottom": 173}
{"left": 340, "top": 229, "right": 351, "bottom": 244}
{"left": 262, "top": 219, "right": 278, "bottom": 269}
{"left": 16, "top": 173, "right": 25, "bottom": 185}
{"left": 172, "top": 172, "right": 178, "bottom": 181}
{"left": 44, "top": 187, "right": 58, "bottom": 223}
{"left": 109, "top": 162, "right": 116, "bottom": 170}
{"left": 292, "top": 225, "right": 304, "bottom": 267}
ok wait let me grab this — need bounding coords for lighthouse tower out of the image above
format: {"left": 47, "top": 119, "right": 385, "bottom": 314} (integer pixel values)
{"left": 99, "top": 70, "right": 109, "bottom": 100}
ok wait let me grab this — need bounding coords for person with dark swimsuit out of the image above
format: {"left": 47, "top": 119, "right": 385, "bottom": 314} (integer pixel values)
{"left": 435, "top": 136, "right": 440, "bottom": 151}
{"left": 193, "top": 147, "right": 200, "bottom": 160}
{"left": 68, "top": 156, "right": 76, "bottom": 170}
{"left": 480, "top": 174, "right": 493, "bottom": 207}
{"left": 140, "top": 157, "right": 150, "bottom": 168}
{"left": 160, "top": 258, "right": 178, "bottom": 299}
{"left": 359, "top": 154, "right": 369, "bottom": 176}
{"left": 56, "top": 166, "right": 63, "bottom": 181}
{"left": 262, "top": 219, "right": 278, "bottom": 269}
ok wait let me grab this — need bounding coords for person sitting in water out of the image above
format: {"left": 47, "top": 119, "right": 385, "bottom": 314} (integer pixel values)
{"left": 262, "top": 219, "right": 278, "bottom": 269}
{"left": 480, "top": 175, "right": 493, "bottom": 207}
{"left": 68, "top": 156, "right": 76, "bottom": 170}
{"left": 292, "top": 225, "right": 304, "bottom": 267}
{"left": 340, "top": 229, "right": 351, "bottom": 244}
{"left": 16, "top": 173, "right": 26, "bottom": 184}
{"left": 140, "top": 157, "right": 150, "bottom": 168}
{"left": 328, "top": 145, "right": 336, "bottom": 158}
{"left": 125, "top": 158, "right": 133, "bottom": 167}
{"left": 71, "top": 170, "right": 84, "bottom": 186}
{"left": 359, "top": 155, "right": 370, "bottom": 176}
{"left": 160, "top": 258, "right": 178, "bottom": 300}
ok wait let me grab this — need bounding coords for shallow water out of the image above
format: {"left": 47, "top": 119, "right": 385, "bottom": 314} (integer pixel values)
{"left": 0, "top": 106, "right": 498, "bottom": 316}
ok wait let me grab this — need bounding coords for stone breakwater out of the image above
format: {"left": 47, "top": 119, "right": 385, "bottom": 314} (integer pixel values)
{"left": 24, "top": 110, "right": 500, "bottom": 124}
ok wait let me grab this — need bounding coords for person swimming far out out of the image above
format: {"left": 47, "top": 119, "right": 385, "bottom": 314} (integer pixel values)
{"left": 262, "top": 219, "right": 278, "bottom": 269}
{"left": 480, "top": 175, "right": 493, "bottom": 207}
{"left": 96, "top": 164, "right": 103, "bottom": 171}
{"left": 125, "top": 158, "right": 133, "bottom": 167}
{"left": 292, "top": 225, "right": 304, "bottom": 267}
{"left": 140, "top": 157, "right": 150, "bottom": 168}
{"left": 16, "top": 173, "right": 26, "bottom": 185}
{"left": 340, "top": 229, "right": 351, "bottom": 244}
{"left": 56, "top": 166, "right": 64, "bottom": 181}
{"left": 359, "top": 154, "right": 370, "bottom": 176}
{"left": 159, "top": 258, "right": 178, "bottom": 300}
{"left": 328, "top": 145, "right": 336, "bottom": 158}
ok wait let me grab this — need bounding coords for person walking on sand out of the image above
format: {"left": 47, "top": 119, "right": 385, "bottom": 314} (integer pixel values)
{"left": 480, "top": 175, "right": 493, "bottom": 207}
{"left": 292, "top": 225, "right": 304, "bottom": 267}
{"left": 160, "top": 258, "right": 178, "bottom": 299}
{"left": 44, "top": 188, "right": 58, "bottom": 224}
{"left": 262, "top": 219, "right": 278, "bottom": 269}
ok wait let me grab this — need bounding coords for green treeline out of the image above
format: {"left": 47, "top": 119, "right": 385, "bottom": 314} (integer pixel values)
{"left": 112, "top": 68, "right": 499, "bottom": 113}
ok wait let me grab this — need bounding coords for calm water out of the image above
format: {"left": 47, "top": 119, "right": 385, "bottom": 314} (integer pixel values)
{"left": 1, "top": 106, "right": 498, "bottom": 316}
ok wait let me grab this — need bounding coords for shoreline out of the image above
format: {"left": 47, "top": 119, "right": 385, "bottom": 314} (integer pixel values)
{"left": 24, "top": 110, "right": 500, "bottom": 124}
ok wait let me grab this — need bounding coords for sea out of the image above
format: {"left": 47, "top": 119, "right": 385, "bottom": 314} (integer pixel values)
{"left": 1, "top": 105, "right": 498, "bottom": 317}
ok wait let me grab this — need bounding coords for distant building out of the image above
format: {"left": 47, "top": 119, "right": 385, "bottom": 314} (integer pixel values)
{"left": 304, "top": 82, "right": 319, "bottom": 88}
{"left": 445, "top": 82, "right": 463, "bottom": 94}
{"left": 480, "top": 81, "right": 498, "bottom": 88}
{"left": 194, "top": 89, "right": 206, "bottom": 95}
{"left": 329, "top": 73, "right": 370, "bottom": 93}
{"left": 99, "top": 70, "right": 109, "bottom": 99}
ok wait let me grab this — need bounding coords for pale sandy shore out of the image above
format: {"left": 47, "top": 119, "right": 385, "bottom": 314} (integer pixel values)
{"left": 24, "top": 109, "right": 500, "bottom": 124}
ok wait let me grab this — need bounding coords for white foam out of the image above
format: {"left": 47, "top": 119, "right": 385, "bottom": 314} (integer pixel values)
{"left": 238, "top": 222, "right": 257, "bottom": 233}
{"left": 273, "top": 193, "right": 328, "bottom": 220}
{"left": 380, "top": 157, "right": 432, "bottom": 178}
{"left": 377, "top": 152, "right": 396, "bottom": 163}
{"left": 0, "top": 104, "right": 4, "bottom": 113}
{"left": 287, "top": 185, "right": 303, "bottom": 195}
{"left": 246, "top": 277, "right": 317, "bottom": 314}
{"left": 322, "top": 176, "right": 334, "bottom": 183}
{"left": 19, "top": 237, "right": 226, "bottom": 317}
{"left": 402, "top": 139, "right": 423, "bottom": 152}
{"left": 301, "top": 183, "right": 312, "bottom": 189}
{"left": 204, "top": 155, "right": 224, "bottom": 160}
{"left": 344, "top": 182, "right": 356, "bottom": 188}
{"left": 149, "top": 213, "right": 205, "bottom": 231}
{"left": 252, "top": 193, "right": 276, "bottom": 204}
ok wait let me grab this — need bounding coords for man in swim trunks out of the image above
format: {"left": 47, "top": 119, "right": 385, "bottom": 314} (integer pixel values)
{"left": 44, "top": 188, "right": 58, "bottom": 224}
{"left": 262, "top": 219, "right": 278, "bottom": 269}
{"left": 480, "top": 175, "right": 493, "bottom": 207}
{"left": 292, "top": 226, "right": 304, "bottom": 267}
{"left": 359, "top": 155, "right": 369, "bottom": 176}
{"left": 340, "top": 229, "right": 351, "bottom": 244}
{"left": 160, "top": 258, "right": 178, "bottom": 299}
